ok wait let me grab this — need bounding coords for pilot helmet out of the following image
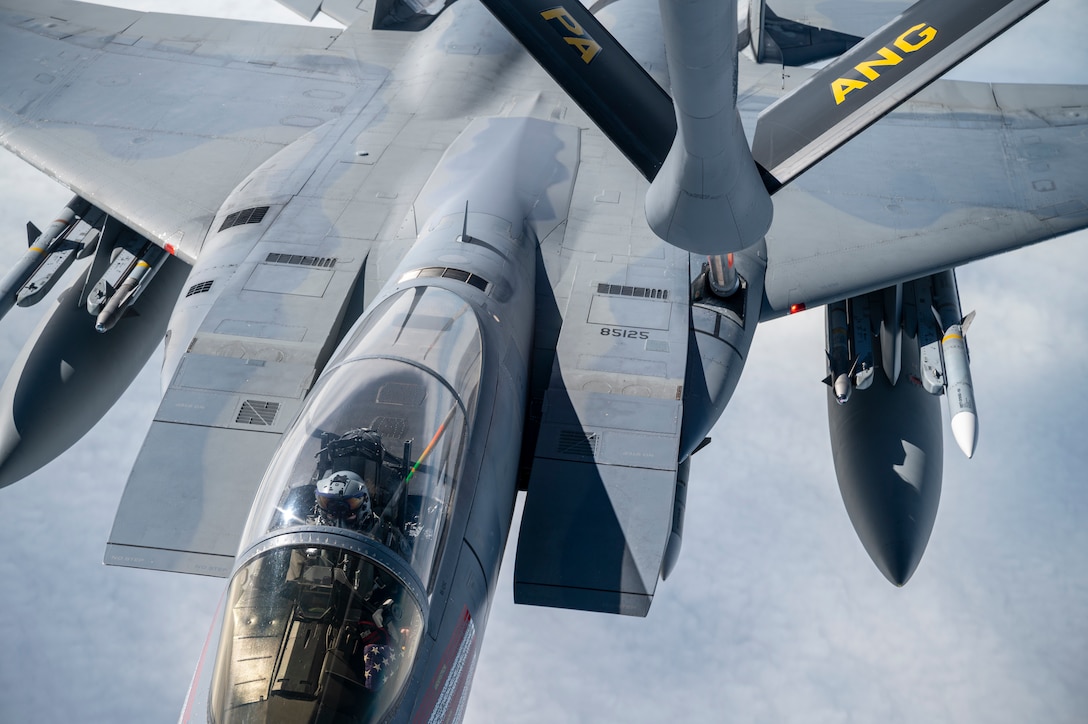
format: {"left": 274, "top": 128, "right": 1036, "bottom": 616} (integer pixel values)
{"left": 316, "top": 470, "right": 371, "bottom": 519}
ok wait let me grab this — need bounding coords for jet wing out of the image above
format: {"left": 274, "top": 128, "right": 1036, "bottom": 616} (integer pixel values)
{"left": 0, "top": 0, "right": 406, "bottom": 260}
{"left": 757, "top": 78, "right": 1088, "bottom": 316}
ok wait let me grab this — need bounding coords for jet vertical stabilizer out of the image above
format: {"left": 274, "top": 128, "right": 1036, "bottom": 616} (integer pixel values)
{"left": 644, "top": 0, "right": 773, "bottom": 255}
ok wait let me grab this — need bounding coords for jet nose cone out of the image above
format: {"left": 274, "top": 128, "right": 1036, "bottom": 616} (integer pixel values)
{"left": 950, "top": 410, "right": 978, "bottom": 459}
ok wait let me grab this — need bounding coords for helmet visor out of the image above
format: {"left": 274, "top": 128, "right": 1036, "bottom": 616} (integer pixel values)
{"left": 316, "top": 491, "right": 367, "bottom": 517}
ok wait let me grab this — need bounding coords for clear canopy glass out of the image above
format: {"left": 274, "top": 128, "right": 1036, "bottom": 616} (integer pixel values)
{"left": 242, "top": 286, "right": 483, "bottom": 591}
{"left": 210, "top": 544, "right": 424, "bottom": 724}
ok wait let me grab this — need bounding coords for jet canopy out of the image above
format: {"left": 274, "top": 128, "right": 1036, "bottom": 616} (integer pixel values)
{"left": 242, "top": 286, "right": 482, "bottom": 592}
{"left": 215, "top": 287, "right": 483, "bottom": 721}
{"left": 210, "top": 543, "right": 424, "bottom": 723}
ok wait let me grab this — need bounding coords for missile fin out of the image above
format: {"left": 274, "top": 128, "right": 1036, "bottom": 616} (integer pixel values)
{"left": 848, "top": 355, "right": 861, "bottom": 378}
{"left": 960, "top": 310, "right": 976, "bottom": 332}
{"left": 76, "top": 229, "right": 100, "bottom": 260}
{"left": 26, "top": 221, "right": 41, "bottom": 246}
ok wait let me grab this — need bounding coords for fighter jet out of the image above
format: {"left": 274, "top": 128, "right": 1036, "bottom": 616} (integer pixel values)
{"left": 0, "top": 0, "right": 1084, "bottom": 721}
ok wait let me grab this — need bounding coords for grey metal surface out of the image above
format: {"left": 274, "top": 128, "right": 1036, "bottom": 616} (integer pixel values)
{"left": 516, "top": 460, "right": 679, "bottom": 616}
{"left": 0, "top": 0, "right": 404, "bottom": 261}
{"left": 750, "top": 77, "right": 1088, "bottom": 317}
{"left": 517, "top": 171, "right": 692, "bottom": 614}
{"left": 645, "top": 0, "right": 772, "bottom": 254}
{"left": 107, "top": 235, "right": 370, "bottom": 572}
{"left": 105, "top": 422, "right": 282, "bottom": 577}
{"left": 679, "top": 245, "right": 766, "bottom": 459}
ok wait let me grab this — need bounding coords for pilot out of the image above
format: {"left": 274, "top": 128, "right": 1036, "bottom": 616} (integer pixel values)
{"left": 314, "top": 470, "right": 376, "bottom": 531}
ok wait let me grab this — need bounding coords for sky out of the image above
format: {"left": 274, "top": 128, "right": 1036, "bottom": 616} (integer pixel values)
{"left": 0, "top": 1, "right": 1085, "bottom": 722}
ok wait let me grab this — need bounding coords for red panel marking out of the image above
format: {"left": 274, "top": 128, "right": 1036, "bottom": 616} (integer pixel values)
{"left": 413, "top": 607, "right": 476, "bottom": 724}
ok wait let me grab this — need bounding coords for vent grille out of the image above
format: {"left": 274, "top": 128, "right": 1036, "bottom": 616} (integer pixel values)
{"left": 557, "top": 430, "right": 599, "bottom": 457}
{"left": 399, "top": 267, "right": 490, "bottom": 292}
{"left": 185, "top": 280, "right": 214, "bottom": 297}
{"left": 596, "top": 283, "right": 668, "bottom": 300}
{"left": 236, "top": 400, "right": 280, "bottom": 426}
{"left": 370, "top": 416, "right": 407, "bottom": 440}
{"left": 266, "top": 253, "right": 337, "bottom": 268}
{"left": 219, "top": 206, "right": 269, "bottom": 232}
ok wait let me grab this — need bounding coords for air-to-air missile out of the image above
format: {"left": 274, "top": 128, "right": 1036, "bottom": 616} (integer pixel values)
{"left": 94, "top": 245, "right": 168, "bottom": 332}
{"left": 0, "top": 196, "right": 92, "bottom": 320}
{"left": 931, "top": 269, "right": 978, "bottom": 458}
{"left": 823, "top": 298, "right": 874, "bottom": 404}
{"left": 16, "top": 223, "right": 101, "bottom": 308}
{"left": 825, "top": 299, "right": 857, "bottom": 403}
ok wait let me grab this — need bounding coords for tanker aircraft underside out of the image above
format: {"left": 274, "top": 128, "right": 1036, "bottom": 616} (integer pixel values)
{"left": 0, "top": 0, "right": 1084, "bottom": 721}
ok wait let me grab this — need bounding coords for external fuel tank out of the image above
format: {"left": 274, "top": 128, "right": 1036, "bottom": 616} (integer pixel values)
{"left": 826, "top": 289, "right": 943, "bottom": 585}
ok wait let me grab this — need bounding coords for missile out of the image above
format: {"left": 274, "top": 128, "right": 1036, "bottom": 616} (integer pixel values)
{"left": 931, "top": 269, "right": 978, "bottom": 459}
{"left": 14, "top": 225, "right": 95, "bottom": 307}
{"left": 0, "top": 196, "right": 90, "bottom": 320}
{"left": 848, "top": 294, "right": 875, "bottom": 391}
{"left": 824, "top": 300, "right": 856, "bottom": 404}
{"left": 95, "top": 246, "right": 167, "bottom": 332}
{"left": 938, "top": 310, "right": 978, "bottom": 459}
{"left": 86, "top": 245, "right": 139, "bottom": 316}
